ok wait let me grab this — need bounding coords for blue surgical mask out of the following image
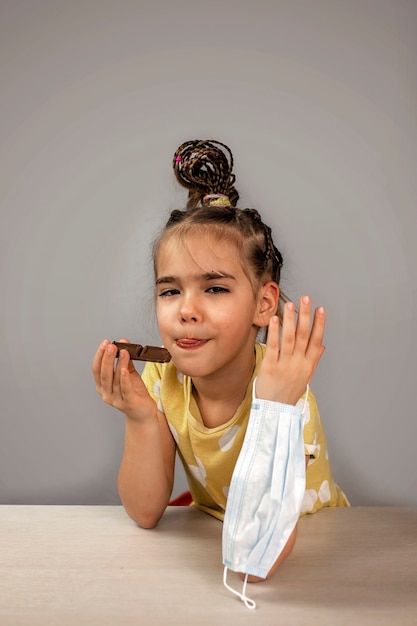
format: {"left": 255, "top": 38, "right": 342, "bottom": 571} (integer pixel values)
{"left": 222, "top": 382, "right": 308, "bottom": 609}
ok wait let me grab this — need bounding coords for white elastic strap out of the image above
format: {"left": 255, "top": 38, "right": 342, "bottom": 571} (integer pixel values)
{"left": 223, "top": 566, "right": 256, "bottom": 610}
{"left": 301, "top": 383, "right": 310, "bottom": 416}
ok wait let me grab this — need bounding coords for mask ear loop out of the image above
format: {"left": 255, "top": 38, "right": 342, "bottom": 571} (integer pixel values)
{"left": 301, "top": 383, "right": 310, "bottom": 417}
{"left": 223, "top": 566, "right": 256, "bottom": 610}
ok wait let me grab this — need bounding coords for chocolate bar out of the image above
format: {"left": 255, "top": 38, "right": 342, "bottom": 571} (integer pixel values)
{"left": 112, "top": 342, "right": 171, "bottom": 363}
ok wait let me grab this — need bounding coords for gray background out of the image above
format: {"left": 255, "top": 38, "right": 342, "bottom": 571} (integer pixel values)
{"left": 1, "top": 0, "right": 416, "bottom": 506}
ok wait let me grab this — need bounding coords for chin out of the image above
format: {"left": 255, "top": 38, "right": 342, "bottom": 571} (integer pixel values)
{"left": 171, "top": 357, "right": 213, "bottom": 379}
{"left": 173, "top": 364, "right": 207, "bottom": 378}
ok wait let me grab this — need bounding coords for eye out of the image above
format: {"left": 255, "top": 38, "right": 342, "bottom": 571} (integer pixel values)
{"left": 159, "top": 289, "right": 180, "bottom": 297}
{"left": 206, "top": 286, "right": 229, "bottom": 294}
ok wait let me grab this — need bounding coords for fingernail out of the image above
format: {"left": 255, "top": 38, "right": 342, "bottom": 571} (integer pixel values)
{"left": 302, "top": 296, "right": 310, "bottom": 304}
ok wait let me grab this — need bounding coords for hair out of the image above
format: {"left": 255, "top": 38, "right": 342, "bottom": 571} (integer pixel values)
{"left": 152, "top": 139, "right": 289, "bottom": 326}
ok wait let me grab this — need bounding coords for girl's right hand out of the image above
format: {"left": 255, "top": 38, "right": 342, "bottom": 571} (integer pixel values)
{"left": 92, "top": 339, "right": 158, "bottom": 423}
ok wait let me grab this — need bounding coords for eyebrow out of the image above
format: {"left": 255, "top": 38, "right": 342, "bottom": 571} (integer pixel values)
{"left": 155, "top": 271, "right": 236, "bottom": 285}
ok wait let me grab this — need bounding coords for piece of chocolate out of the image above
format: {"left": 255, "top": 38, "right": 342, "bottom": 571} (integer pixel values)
{"left": 112, "top": 342, "right": 171, "bottom": 363}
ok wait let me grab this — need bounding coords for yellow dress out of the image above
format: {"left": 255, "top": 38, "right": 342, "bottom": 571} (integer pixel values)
{"left": 142, "top": 343, "right": 349, "bottom": 521}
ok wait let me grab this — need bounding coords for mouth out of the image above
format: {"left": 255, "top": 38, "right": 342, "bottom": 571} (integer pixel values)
{"left": 176, "top": 338, "right": 208, "bottom": 350}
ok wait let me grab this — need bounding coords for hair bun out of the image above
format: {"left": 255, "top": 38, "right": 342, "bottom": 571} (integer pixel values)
{"left": 173, "top": 139, "right": 239, "bottom": 208}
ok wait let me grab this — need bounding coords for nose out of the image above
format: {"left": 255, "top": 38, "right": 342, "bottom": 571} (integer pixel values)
{"left": 179, "top": 292, "right": 201, "bottom": 324}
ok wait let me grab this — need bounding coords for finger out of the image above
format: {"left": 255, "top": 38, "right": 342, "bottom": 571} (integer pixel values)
{"left": 100, "top": 342, "right": 118, "bottom": 395}
{"left": 265, "top": 315, "right": 280, "bottom": 361}
{"left": 307, "top": 345, "right": 326, "bottom": 385}
{"left": 294, "top": 296, "right": 312, "bottom": 354}
{"left": 280, "top": 301, "right": 296, "bottom": 356}
{"left": 119, "top": 366, "right": 135, "bottom": 403}
{"left": 306, "top": 307, "right": 326, "bottom": 360}
{"left": 120, "top": 360, "right": 146, "bottom": 404}
{"left": 92, "top": 340, "right": 109, "bottom": 386}
{"left": 113, "top": 347, "right": 131, "bottom": 393}
{"left": 116, "top": 338, "right": 137, "bottom": 374}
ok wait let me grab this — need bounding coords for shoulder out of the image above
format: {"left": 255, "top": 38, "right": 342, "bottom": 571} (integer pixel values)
{"left": 297, "top": 387, "right": 320, "bottom": 426}
{"left": 256, "top": 342, "right": 267, "bottom": 357}
{"left": 142, "top": 359, "right": 183, "bottom": 385}
{"left": 255, "top": 342, "right": 267, "bottom": 367}
{"left": 142, "top": 360, "right": 188, "bottom": 417}
{"left": 142, "top": 360, "right": 187, "bottom": 397}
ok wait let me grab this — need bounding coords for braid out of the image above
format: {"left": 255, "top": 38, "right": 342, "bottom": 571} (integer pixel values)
{"left": 166, "top": 209, "right": 186, "bottom": 227}
{"left": 173, "top": 140, "right": 239, "bottom": 208}
{"left": 241, "top": 208, "right": 283, "bottom": 281}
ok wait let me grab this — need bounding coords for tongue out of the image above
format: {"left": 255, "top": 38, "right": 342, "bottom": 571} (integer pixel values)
{"left": 178, "top": 339, "right": 203, "bottom": 347}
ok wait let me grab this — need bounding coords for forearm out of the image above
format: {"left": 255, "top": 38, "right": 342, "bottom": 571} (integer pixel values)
{"left": 237, "top": 454, "right": 308, "bottom": 583}
{"left": 117, "top": 415, "right": 175, "bottom": 529}
{"left": 240, "top": 525, "right": 298, "bottom": 583}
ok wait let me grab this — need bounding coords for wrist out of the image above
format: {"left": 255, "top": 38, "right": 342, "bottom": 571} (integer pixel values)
{"left": 124, "top": 409, "right": 159, "bottom": 427}
{"left": 253, "top": 378, "right": 309, "bottom": 410}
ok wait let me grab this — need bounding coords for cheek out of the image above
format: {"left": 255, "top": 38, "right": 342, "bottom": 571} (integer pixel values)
{"left": 215, "top": 308, "right": 254, "bottom": 336}
{"left": 155, "top": 299, "right": 169, "bottom": 325}
{"left": 156, "top": 299, "right": 181, "bottom": 339}
{"left": 156, "top": 304, "right": 169, "bottom": 328}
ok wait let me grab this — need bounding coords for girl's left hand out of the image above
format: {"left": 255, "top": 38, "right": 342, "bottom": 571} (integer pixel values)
{"left": 255, "top": 296, "right": 326, "bottom": 405}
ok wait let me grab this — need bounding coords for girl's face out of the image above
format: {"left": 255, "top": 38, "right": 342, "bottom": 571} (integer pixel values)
{"left": 155, "top": 232, "right": 275, "bottom": 382}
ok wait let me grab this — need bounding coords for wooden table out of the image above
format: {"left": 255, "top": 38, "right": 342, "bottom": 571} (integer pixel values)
{"left": 1, "top": 505, "right": 416, "bottom": 625}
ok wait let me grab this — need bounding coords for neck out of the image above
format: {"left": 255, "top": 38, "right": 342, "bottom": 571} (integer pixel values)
{"left": 191, "top": 350, "right": 256, "bottom": 427}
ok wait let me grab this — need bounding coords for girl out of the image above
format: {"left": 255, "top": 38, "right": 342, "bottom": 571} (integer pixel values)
{"left": 92, "top": 139, "right": 348, "bottom": 581}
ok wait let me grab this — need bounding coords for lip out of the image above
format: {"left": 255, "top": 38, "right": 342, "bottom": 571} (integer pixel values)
{"left": 176, "top": 338, "right": 208, "bottom": 350}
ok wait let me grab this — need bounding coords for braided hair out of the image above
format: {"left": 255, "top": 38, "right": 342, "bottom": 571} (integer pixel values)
{"left": 154, "top": 139, "right": 289, "bottom": 324}
{"left": 173, "top": 140, "right": 239, "bottom": 208}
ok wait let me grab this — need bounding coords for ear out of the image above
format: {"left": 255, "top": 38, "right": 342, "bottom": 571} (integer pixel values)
{"left": 254, "top": 281, "right": 280, "bottom": 327}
